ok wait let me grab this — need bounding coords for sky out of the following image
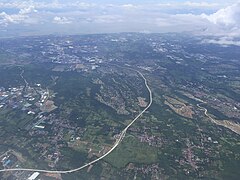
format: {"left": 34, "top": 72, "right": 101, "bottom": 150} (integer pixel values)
{"left": 0, "top": 0, "right": 240, "bottom": 38}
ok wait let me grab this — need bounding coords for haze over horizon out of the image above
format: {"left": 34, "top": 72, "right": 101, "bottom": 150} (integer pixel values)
{"left": 0, "top": 0, "right": 240, "bottom": 42}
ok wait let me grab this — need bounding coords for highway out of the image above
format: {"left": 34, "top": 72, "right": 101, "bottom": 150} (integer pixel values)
{"left": 0, "top": 70, "right": 153, "bottom": 174}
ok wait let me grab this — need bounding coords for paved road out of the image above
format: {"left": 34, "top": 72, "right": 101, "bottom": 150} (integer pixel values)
{"left": 0, "top": 70, "right": 153, "bottom": 174}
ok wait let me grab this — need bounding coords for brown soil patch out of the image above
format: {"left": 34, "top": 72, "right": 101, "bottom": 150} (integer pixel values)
{"left": 40, "top": 100, "right": 58, "bottom": 112}
{"left": 137, "top": 97, "right": 148, "bottom": 107}
{"left": 52, "top": 65, "right": 66, "bottom": 72}
{"left": 75, "top": 64, "right": 85, "bottom": 69}
{"left": 164, "top": 96, "right": 194, "bottom": 118}
{"left": 44, "top": 173, "right": 62, "bottom": 179}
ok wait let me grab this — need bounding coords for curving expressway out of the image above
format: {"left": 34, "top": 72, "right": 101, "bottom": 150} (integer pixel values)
{"left": 0, "top": 69, "right": 153, "bottom": 174}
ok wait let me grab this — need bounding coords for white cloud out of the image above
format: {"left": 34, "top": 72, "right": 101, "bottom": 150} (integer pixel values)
{"left": 202, "top": 37, "right": 240, "bottom": 46}
{"left": 0, "top": 1, "right": 96, "bottom": 10}
{"left": 0, "top": 1, "right": 239, "bottom": 37}
{"left": 156, "top": 3, "right": 172, "bottom": 7}
{"left": 154, "top": 1, "right": 221, "bottom": 10}
{"left": 0, "top": 4, "right": 38, "bottom": 26}
{"left": 202, "top": 2, "right": 240, "bottom": 27}
{"left": 122, "top": 4, "right": 137, "bottom": 9}
{"left": 53, "top": 16, "right": 72, "bottom": 24}
{"left": 154, "top": 2, "right": 240, "bottom": 37}
{"left": 183, "top": 1, "right": 219, "bottom": 8}
{"left": 19, "top": 5, "right": 37, "bottom": 15}
{"left": 0, "top": 11, "right": 25, "bottom": 24}
{"left": 195, "top": 2, "right": 240, "bottom": 37}
{"left": 94, "top": 15, "right": 123, "bottom": 23}
{"left": 75, "top": 2, "right": 96, "bottom": 9}
{"left": 155, "top": 13, "right": 209, "bottom": 32}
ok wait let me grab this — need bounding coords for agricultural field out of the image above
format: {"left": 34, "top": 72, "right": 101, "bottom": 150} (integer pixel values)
{"left": 0, "top": 33, "right": 239, "bottom": 180}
